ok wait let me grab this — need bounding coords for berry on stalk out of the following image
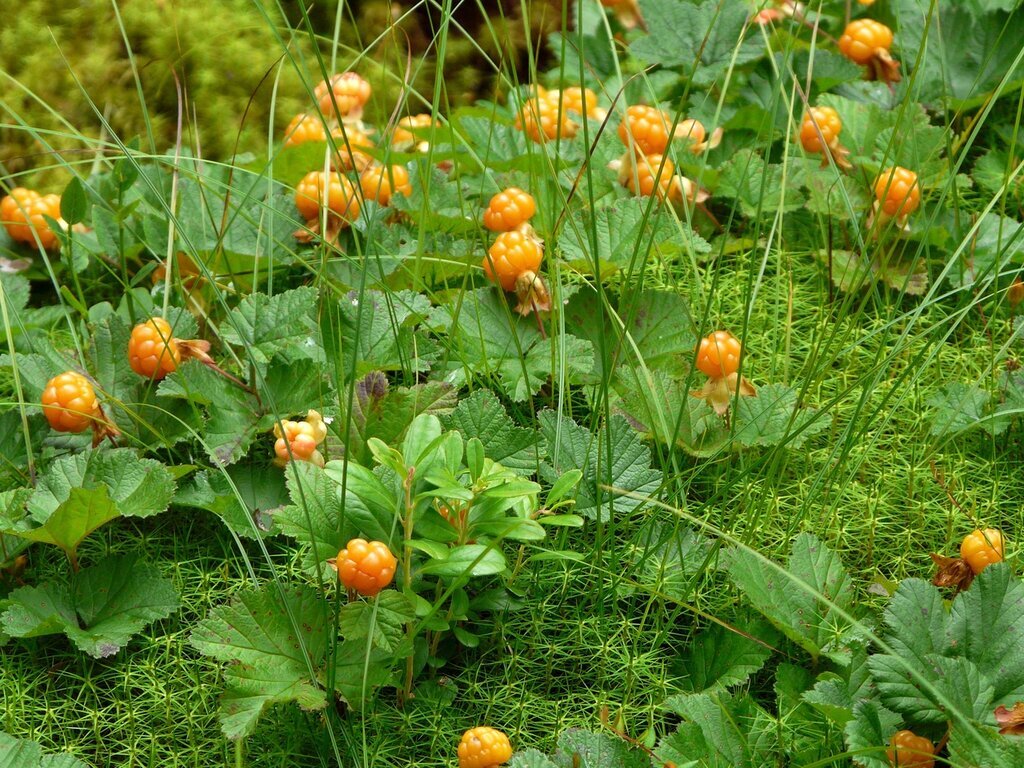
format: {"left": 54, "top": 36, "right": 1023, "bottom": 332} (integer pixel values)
{"left": 41, "top": 371, "right": 120, "bottom": 445}
{"left": 1, "top": 188, "right": 64, "bottom": 249}
{"left": 690, "top": 331, "right": 756, "bottom": 416}
{"left": 458, "top": 726, "right": 513, "bottom": 768}
{"left": 333, "top": 538, "right": 397, "bottom": 597}
{"left": 838, "top": 19, "right": 901, "bottom": 83}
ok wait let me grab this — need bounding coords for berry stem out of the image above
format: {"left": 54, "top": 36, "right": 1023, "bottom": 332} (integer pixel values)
{"left": 401, "top": 466, "right": 416, "bottom": 704}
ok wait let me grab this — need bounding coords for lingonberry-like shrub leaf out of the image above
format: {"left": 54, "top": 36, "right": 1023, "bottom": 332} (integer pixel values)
{"left": 0, "top": 732, "right": 93, "bottom": 768}
{"left": 335, "top": 372, "right": 457, "bottom": 465}
{"left": 537, "top": 411, "right": 661, "bottom": 521}
{"left": 441, "top": 389, "right": 543, "bottom": 474}
{"left": 727, "top": 533, "right": 855, "bottom": 661}
{"left": 674, "top": 620, "right": 774, "bottom": 694}
{"left": 1, "top": 554, "right": 178, "bottom": 658}
{"left": 630, "top": 0, "right": 762, "bottom": 87}
{"left": 218, "top": 287, "right": 319, "bottom": 366}
{"left": 189, "top": 582, "right": 389, "bottom": 740}
{"left": 429, "top": 289, "right": 595, "bottom": 401}
{"left": 657, "top": 691, "right": 776, "bottom": 768}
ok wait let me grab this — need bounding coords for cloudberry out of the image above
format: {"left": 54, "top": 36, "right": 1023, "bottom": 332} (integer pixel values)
{"left": 483, "top": 230, "right": 543, "bottom": 292}
{"left": 483, "top": 187, "right": 537, "bottom": 232}
{"left": 874, "top": 167, "right": 920, "bottom": 218}
{"left": 886, "top": 730, "right": 935, "bottom": 768}
{"left": 360, "top": 164, "right": 412, "bottom": 205}
{"left": 617, "top": 105, "right": 671, "bottom": 155}
{"left": 516, "top": 96, "right": 577, "bottom": 142}
{"left": 128, "top": 318, "right": 181, "bottom": 380}
{"left": 295, "top": 171, "right": 360, "bottom": 224}
{"left": 315, "top": 72, "right": 371, "bottom": 119}
{"left": 1, "top": 188, "right": 64, "bottom": 249}
{"left": 458, "top": 726, "right": 513, "bottom": 768}
{"left": 696, "top": 331, "right": 743, "bottom": 379}
{"left": 960, "top": 529, "right": 1004, "bottom": 575}
{"left": 283, "top": 113, "right": 328, "bottom": 147}
{"left": 41, "top": 371, "right": 100, "bottom": 433}
{"left": 336, "top": 539, "right": 397, "bottom": 597}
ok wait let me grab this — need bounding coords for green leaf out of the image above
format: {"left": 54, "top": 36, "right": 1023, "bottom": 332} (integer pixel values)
{"left": 0, "top": 732, "right": 93, "bottom": 768}
{"left": 338, "top": 590, "right": 414, "bottom": 654}
{"left": 803, "top": 646, "right": 873, "bottom": 726}
{"left": 174, "top": 466, "right": 286, "bottom": 539}
{"left": 868, "top": 653, "right": 994, "bottom": 723}
{"left": 1, "top": 554, "right": 178, "bottom": 658}
{"left": 948, "top": 563, "right": 1024, "bottom": 704}
{"left": 727, "top": 533, "right": 855, "bottom": 660}
{"left": 928, "top": 383, "right": 992, "bottom": 437}
{"left": 555, "top": 728, "right": 649, "bottom": 768}
{"left": 716, "top": 149, "right": 805, "bottom": 218}
{"left": 429, "top": 289, "right": 594, "bottom": 401}
{"left": 418, "top": 545, "right": 507, "bottom": 578}
{"left": 218, "top": 287, "right": 319, "bottom": 366}
{"left": 441, "top": 389, "right": 542, "bottom": 474}
{"left": 659, "top": 691, "right": 777, "bottom": 768}
{"left": 60, "top": 177, "right": 88, "bottom": 225}
{"left": 26, "top": 447, "right": 175, "bottom": 521}
{"left": 675, "top": 621, "right": 773, "bottom": 693}
{"left": 538, "top": 412, "right": 662, "bottom": 521}
{"left": 844, "top": 700, "right": 901, "bottom": 768}
{"left": 732, "top": 384, "right": 832, "bottom": 449}
{"left": 337, "top": 290, "right": 435, "bottom": 376}
{"left": 5, "top": 486, "right": 118, "bottom": 564}
{"left": 948, "top": 214, "right": 1024, "bottom": 289}
{"left": 338, "top": 372, "right": 457, "bottom": 466}
{"left": 631, "top": 0, "right": 763, "bottom": 86}
{"left": 509, "top": 750, "right": 560, "bottom": 768}
{"left": 190, "top": 582, "right": 389, "bottom": 739}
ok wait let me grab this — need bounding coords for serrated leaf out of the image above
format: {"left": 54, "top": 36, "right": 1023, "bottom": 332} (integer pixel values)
{"left": 218, "top": 287, "right": 319, "bottom": 366}
{"left": 716, "top": 149, "right": 804, "bottom": 218}
{"left": 928, "top": 382, "right": 992, "bottom": 437}
{"left": 844, "top": 700, "right": 901, "bottom": 768}
{"left": 441, "top": 389, "right": 542, "bottom": 473}
{"left": 631, "top": 0, "right": 763, "bottom": 86}
{"left": 0, "top": 732, "right": 92, "bottom": 768}
{"left": 867, "top": 653, "right": 994, "bottom": 724}
{"left": 191, "top": 582, "right": 387, "bottom": 739}
{"left": 732, "top": 384, "right": 832, "bottom": 449}
{"left": 1, "top": 554, "right": 178, "bottom": 658}
{"left": 727, "top": 533, "right": 854, "bottom": 660}
{"left": 509, "top": 750, "right": 560, "bottom": 768}
{"left": 338, "top": 591, "right": 414, "bottom": 653}
{"left": 555, "top": 728, "right": 649, "bottom": 768}
{"left": 5, "top": 486, "right": 118, "bottom": 564}
{"left": 538, "top": 411, "right": 662, "bottom": 521}
{"left": 948, "top": 214, "right": 1024, "bottom": 289}
{"left": 337, "top": 290, "right": 435, "bottom": 376}
{"left": 675, "top": 621, "right": 773, "bottom": 693}
{"left": 174, "top": 466, "right": 286, "bottom": 539}
{"left": 948, "top": 563, "right": 1024, "bottom": 704}
{"left": 660, "top": 691, "right": 777, "bottom": 768}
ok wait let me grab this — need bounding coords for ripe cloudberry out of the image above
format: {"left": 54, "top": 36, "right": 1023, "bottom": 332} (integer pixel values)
{"left": 128, "top": 318, "right": 181, "bottom": 380}
{"left": 1, "top": 188, "right": 64, "bottom": 249}
{"left": 273, "top": 410, "right": 328, "bottom": 468}
{"left": 799, "top": 106, "right": 852, "bottom": 170}
{"left": 886, "top": 730, "right": 935, "bottom": 768}
{"left": 675, "top": 118, "right": 723, "bottom": 154}
{"left": 696, "top": 331, "right": 742, "bottom": 379}
{"left": 458, "top": 727, "right": 513, "bottom": 768}
{"left": 838, "top": 19, "right": 900, "bottom": 82}
{"left": 283, "top": 113, "right": 328, "bottom": 147}
{"left": 548, "top": 86, "right": 602, "bottom": 119}
{"left": 295, "top": 171, "right": 360, "bottom": 224}
{"left": 484, "top": 230, "right": 543, "bottom": 292}
{"left": 41, "top": 371, "right": 119, "bottom": 444}
{"left": 623, "top": 153, "right": 677, "bottom": 200}
{"left": 960, "top": 528, "right": 1004, "bottom": 575}
{"left": 315, "top": 72, "right": 371, "bottom": 120}
{"left": 329, "top": 126, "right": 374, "bottom": 172}
{"left": 336, "top": 539, "right": 397, "bottom": 597}
{"left": 617, "top": 105, "right": 671, "bottom": 155}
{"left": 359, "top": 164, "right": 412, "bottom": 205}
{"left": 483, "top": 187, "right": 537, "bottom": 232}
{"left": 516, "top": 96, "right": 578, "bottom": 142}
{"left": 873, "top": 167, "right": 920, "bottom": 225}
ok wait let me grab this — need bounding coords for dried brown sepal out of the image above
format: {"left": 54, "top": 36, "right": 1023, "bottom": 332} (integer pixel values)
{"left": 930, "top": 552, "right": 975, "bottom": 591}
{"left": 690, "top": 371, "right": 757, "bottom": 416}
{"left": 514, "top": 271, "right": 551, "bottom": 317}
{"left": 604, "top": 0, "right": 645, "bottom": 30}
{"left": 821, "top": 140, "right": 853, "bottom": 171}
{"left": 293, "top": 215, "right": 346, "bottom": 246}
{"left": 866, "top": 49, "right": 902, "bottom": 84}
{"left": 996, "top": 703, "right": 1024, "bottom": 735}
{"left": 866, "top": 200, "right": 912, "bottom": 235}
{"left": 90, "top": 407, "right": 121, "bottom": 447}
{"left": 1008, "top": 279, "right": 1024, "bottom": 308}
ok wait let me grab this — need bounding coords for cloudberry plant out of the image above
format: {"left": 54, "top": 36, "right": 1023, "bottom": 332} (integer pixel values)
{"left": 886, "top": 730, "right": 935, "bottom": 768}
{"left": 961, "top": 528, "right": 1004, "bottom": 575}
{"left": 335, "top": 539, "right": 397, "bottom": 597}
{"left": 838, "top": 19, "right": 900, "bottom": 82}
{"left": 617, "top": 105, "right": 671, "bottom": 155}
{"left": 516, "top": 95, "right": 577, "bottom": 142}
{"left": 359, "top": 164, "right": 412, "bottom": 205}
{"left": 273, "top": 410, "right": 327, "bottom": 468}
{"left": 691, "top": 331, "right": 756, "bottom": 416}
{"left": 392, "top": 113, "right": 436, "bottom": 151}
{"left": 871, "top": 167, "right": 920, "bottom": 229}
{"left": 315, "top": 72, "right": 371, "bottom": 120}
{"left": 458, "top": 727, "right": 513, "bottom": 768}
{"left": 675, "top": 118, "right": 723, "bottom": 153}
{"left": 1, "top": 188, "right": 64, "bottom": 249}
{"left": 330, "top": 127, "right": 374, "bottom": 172}
{"left": 798, "top": 106, "right": 852, "bottom": 169}
{"left": 622, "top": 153, "right": 677, "bottom": 200}
{"left": 283, "top": 113, "right": 328, "bottom": 147}
{"left": 483, "top": 187, "right": 536, "bottom": 232}
{"left": 484, "top": 230, "right": 551, "bottom": 316}
{"left": 41, "top": 371, "right": 119, "bottom": 445}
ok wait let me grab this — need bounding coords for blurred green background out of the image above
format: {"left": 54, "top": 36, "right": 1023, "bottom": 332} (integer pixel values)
{"left": 0, "top": 0, "right": 561, "bottom": 183}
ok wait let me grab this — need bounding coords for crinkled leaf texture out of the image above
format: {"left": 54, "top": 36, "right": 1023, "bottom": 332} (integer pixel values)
{"left": 0, "top": 554, "right": 178, "bottom": 658}
{"left": 0, "top": 732, "right": 93, "bottom": 768}
{"left": 538, "top": 411, "right": 661, "bottom": 521}
{"left": 727, "top": 533, "right": 855, "bottom": 661}
{"left": 190, "top": 582, "right": 389, "bottom": 740}
{"left": 658, "top": 691, "right": 777, "bottom": 768}
{"left": 554, "top": 729, "right": 649, "bottom": 768}
{"left": 441, "top": 389, "right": 543, "bottom": 474}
